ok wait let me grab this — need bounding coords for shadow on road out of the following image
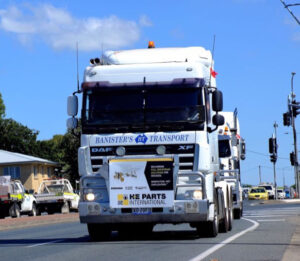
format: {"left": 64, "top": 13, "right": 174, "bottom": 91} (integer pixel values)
{"left": 1, "top": 230, "right": 300, "bottom": 247}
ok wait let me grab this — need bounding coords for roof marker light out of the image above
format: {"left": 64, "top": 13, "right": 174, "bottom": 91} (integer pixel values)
{"left": 148, "top": 41, "right": 155, "bottom": 48}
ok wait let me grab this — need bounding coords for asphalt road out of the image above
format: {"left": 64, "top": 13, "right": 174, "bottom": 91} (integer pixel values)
{"left": 0, "top": 200, "right": 299, "bottom": 261}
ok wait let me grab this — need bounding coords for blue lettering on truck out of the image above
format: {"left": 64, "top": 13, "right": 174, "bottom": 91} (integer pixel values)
{"left": 95, "top": 134, "right": 190, "bottom": 144}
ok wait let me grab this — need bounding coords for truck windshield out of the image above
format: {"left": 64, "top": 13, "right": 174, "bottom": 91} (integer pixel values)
{"left": 218, "top": 139, "right": 231, "bottom": 157}
{"left": 82, "top": 86, "right": 205, "bottom": 133}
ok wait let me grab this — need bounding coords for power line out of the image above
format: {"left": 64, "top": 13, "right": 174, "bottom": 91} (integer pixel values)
{"left": 247, "top": 149, "right": 289, "bottom": 160}
{"left": 280, "top": 0, "right": 300, "bottom": 25}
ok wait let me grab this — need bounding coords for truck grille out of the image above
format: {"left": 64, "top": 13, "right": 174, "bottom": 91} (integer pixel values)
{"left": 90, "top": 144, "right": 195, "bottom": 173}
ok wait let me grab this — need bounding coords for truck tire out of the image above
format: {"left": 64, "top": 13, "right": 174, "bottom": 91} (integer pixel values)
{"left": 61, "top": 202, "right": 70, "bottom": 214}
{"left": 219, "top": 208, "right": 229, "bottom": 233}
{"left": 9, "top": 203, "right": 21, "bottom": 218}
{"left": 234, "top": 209, "right": 242, "bottom": 219}
{"left": 29, "top": 203, "right": 37, "bottom": 216}
{"left": 196, "top": 204, "right": 219, "bottom": 238}
{"left": 87, "top": 224, "right": 111, "bottom": 241}
{"left": 228, "top": 189, "right": 233, "bottom": 231}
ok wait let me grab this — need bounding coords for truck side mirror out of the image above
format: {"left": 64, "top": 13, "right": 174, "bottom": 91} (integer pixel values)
{"left": 67, "top": 95, "right": 78, "bottom": 116}
{"left": 212, "top": 114, "right": 224, "bottom": 126}
{"left": 212, "top": 90, "right": 223, "bottom": 112}
{"left": 67, "top": 117, "right": 78, "bottom": 130}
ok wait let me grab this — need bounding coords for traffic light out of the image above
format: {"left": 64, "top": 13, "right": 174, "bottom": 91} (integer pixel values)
{"left": 292, "top": 101, "right": 300, "bottom": 118}
{"left": 269, "top": 138, "right": 277, "bottom": 154}
{"left": 290, "top": 152, "right": 295, "bottom": 166}
{"left": 270, "top": 154, "right": 277, "bottom": 163}
{"left": 283, "top": 112, "right": 291, "bottom": 126}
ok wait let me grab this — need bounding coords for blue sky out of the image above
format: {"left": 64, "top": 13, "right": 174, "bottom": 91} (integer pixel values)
{"left": 0, "top": 0, "right": 299, "bottom": 186}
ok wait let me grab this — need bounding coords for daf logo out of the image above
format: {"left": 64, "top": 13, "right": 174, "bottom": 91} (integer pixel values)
{"left": 178, "top": 145, "right": 193, "bottom": 151}
{"left": 92, "top": 147, "right": 113, "bottom": 153}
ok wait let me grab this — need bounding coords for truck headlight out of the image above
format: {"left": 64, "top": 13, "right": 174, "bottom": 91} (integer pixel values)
{"left": 82, "top": 189, "right": 107, "bottom": 202}
{"left": 176, "top": 188, "right": 203, "bottom": 200}
{"left": 85, "top": 193, "right": 95, "bottom": 201}
{"left": 193, "top": 190, "right": 203, "bottom": 200}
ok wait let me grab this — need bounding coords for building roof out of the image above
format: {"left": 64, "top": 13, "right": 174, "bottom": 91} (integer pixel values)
{"left": 0, "top": 150, "right": 59, "bottom": 166}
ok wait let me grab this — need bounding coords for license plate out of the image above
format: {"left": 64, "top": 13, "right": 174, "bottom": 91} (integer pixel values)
{"left": 132, "top": 208, "right": 152, "bottom": 215}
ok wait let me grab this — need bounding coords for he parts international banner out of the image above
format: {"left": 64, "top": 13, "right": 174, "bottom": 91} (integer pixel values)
{"left": 109, "top": 158, "right": 174, "bottom": 208}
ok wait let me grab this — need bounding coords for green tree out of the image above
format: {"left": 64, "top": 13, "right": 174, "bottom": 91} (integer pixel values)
{"left": 60, "top": 128, "right": 80, "bottom": 184}
{"left": 0, "top": 92, "right": 5, "bottom": 119}
{"left": 0, "top": 118, "right": 39, "bottom": 155}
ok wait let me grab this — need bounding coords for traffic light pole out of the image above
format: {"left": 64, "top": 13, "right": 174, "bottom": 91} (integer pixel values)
{"left": 273, "top": 122, "right": 278, "bottom": 200}
{"left": 291, "top": 72, "right": 300, "bottom": 198}
{"left": 292, "top": 117, "right": 299, "bottom": 197}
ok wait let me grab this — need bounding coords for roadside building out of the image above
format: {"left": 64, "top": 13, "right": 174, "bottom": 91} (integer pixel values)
{"left": 0, "top": 150, "right": 59, "bottom": 192}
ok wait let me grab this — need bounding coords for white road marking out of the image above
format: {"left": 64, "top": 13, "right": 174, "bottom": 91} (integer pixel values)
{"left": 244, "top": 215, "right": 286, "bottom": 217}
{"left": 189, "top": 218, "right": 259, "bottom": 261}
{"left": 256, "top": 219, "right": 285, "bottom": 222}
{"left": 27, "top": 239, "right": 64, "bottom": 248}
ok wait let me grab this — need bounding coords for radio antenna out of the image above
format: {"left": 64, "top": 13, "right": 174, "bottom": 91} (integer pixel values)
{"left": 209, "top": 35, "right": 216, "bottom": 88}
{"left": 76, "top": 42, "right": 80, "bottom": 93}
{"left": 101, "top": 43, "right": 104, "bottom": 63}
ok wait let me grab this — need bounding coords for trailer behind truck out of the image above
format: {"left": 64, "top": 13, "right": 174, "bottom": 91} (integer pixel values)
{"left": 218, "top": 111, "right": 246, "bottom": 219}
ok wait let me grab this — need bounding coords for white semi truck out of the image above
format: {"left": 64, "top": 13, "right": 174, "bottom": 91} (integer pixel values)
{"left": 67, "top": 44, "right": 234, "bottom": 240}
{"left": 218, "top": 111, "right": 246, "bottom": 219}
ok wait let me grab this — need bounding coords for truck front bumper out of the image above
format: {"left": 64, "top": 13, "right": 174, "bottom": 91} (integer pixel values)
{"left": 79, "top": 199, "right": 210, "bottom": 224}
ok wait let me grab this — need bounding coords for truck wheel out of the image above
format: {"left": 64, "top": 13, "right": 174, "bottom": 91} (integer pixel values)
{"left": 205, "top": 213, "right": 219, "bottom": 237}
{"left": 36, "top": 205, "right": 41, "bottom": 216}
{"left": 29, "top": 203, "right": 37, "bottom": 216}
{"left": 219, "top": 208, "right": 229, "bottom": 233}
{"left": 228, "top": 207, "right": 233, "bottom": 231}
{"left": 88, "top": 224, "right": 111, "bottom": 241}
{"left": 196, "top": 205, "right": 219, "bottom": 238}
{"left": 234, "top": 209, "right": 241, "bottom": 219}
{"left": 9, "top": 203, "right": 21, "bottom": 218}
{"left": 61, "top": 202, "right": 70, "bottom": 214}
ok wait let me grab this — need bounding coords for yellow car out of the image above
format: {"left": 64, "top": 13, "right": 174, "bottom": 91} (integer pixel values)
{"left": 248, "top": 187, "right": 269, "bottom": 200}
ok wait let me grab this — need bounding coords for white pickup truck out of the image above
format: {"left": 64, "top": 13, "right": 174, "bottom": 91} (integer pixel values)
{"left": 0, "top": 176, "right": 37, "bottom": 218}
{"left": 35, "top": 179, "right": 79, "bottom": 214}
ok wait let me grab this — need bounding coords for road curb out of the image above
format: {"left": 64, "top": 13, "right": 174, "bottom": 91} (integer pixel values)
{"left": 0, "top": 213, "right": 79, "bottom": 231}
{"left": 282, "top": 216, "right": 300, "bottom": 261}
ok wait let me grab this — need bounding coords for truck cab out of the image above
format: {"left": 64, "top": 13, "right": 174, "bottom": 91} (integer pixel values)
{"left": 68, "top": 45, "right": 233, "bottom": 240}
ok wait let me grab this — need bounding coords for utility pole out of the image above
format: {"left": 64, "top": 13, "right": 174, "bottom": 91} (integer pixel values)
{"left": 259, "top": 165, "right": 262, "bottom": 184}
{"left": 283, "top": 72, "right": 300, "bottom": 198}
